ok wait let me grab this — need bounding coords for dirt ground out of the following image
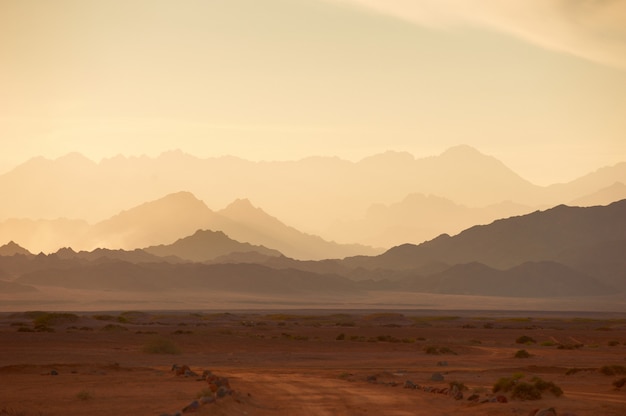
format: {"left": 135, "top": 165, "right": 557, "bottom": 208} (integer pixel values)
{"left": 1, "top": 310, "right": 625, "bottom": 416}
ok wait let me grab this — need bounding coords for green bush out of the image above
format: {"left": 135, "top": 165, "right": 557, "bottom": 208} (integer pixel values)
{"left": 514, "top": 349, "right": 532, "bottom": 358}
{"left": 511, "top": 382, "right": 542, "bottom": 400}
{"left": 34, "top": 312, "right": 79, "bottom": 327}
{"left": 142, "top": 337, "right": 181, "bottom": 354}
{"left": 516, "top": 335, "right": 536, "bottom": 344}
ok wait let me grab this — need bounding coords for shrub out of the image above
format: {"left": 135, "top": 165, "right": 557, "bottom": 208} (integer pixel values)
{"left": 493, "top": 375, "right": 522, "bottom": 393}
{"left": 511, "top": 382, "right": 542, "bottom": 400}
{"left": 613, "top": 377, "right": 626, "bottom": 389}
{"left": 540, "top": 340, "right": 556, "bottom": 346}
{"left": 516, "top": 335, "right": 536, "bottom": 344}
{"left": 608, "top": 340, "right": 620, "bottom": 346}
{"left": 531, "top": 376, "right": 563, "bottom": 397}
{"left": 514, "top": 349, "right": 532, "bottom": 358}
{"left": 76, "top": 390, "right": 93, "bottom": 401}
{"left": 423, "top": 346, "right": 457, "bottom": 355}
{"left": 600, "top": 365, "right": 626, "bottom": 376}
{"left": 336, "top": 333, "right": 345, "bottom": 340}
{"left": 142, "top": 337, "right": 181, "bottom": 354}
{"left": 101, "top": 324, "right": 128, "bottom": 332}
{"left": 34, "top": 312, "right": 79, "bottom": 327}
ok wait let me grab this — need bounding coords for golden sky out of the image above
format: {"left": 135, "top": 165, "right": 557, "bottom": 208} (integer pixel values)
{"left": 1, "top": 0, "right": 625, "bottom": 185}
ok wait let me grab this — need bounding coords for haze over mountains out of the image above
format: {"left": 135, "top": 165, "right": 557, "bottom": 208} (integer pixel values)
{"left": 1, "top": 145, "right": 625, "bottom": 256}
{"left": 1, "top": 199, "right": 624, "bottom": 312}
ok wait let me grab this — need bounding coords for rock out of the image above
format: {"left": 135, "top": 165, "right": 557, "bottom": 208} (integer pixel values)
{"left": 437, "top": 361, "right": 449, "bottom": 367}
{"left": 430, "top": 372, "right": 444, "bottom": 381}
{"left": 496, "top": 395, "right": 508, "bottom": 403}
{"left": 404, "top": 380, "right": 417, "bottom": 389}
{"left": 200, "top": 396, "right": 215, "bottom": 405}
{"left": 366, "top": 375, "right": 377, "bottom": 383}
{"left": 182, "top": 400, "right": 199, "bottom": 413}
{"left": 467, "top": 393, "right": 480, "bottom": 402}
{"left": 50, "top": 370, "right": 58, "bottom": 376}
{"left": 184, "top": 369, "right": 198, "bottom": 378}
{"left": 216, "top": 385, "right": 230, "bottom": 398}
{"left": 534, "top": 408, "right": 557, "bottom": 416}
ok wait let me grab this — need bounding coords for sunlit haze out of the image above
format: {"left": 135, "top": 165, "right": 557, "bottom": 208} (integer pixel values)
{"left": 1, "top": 0, "right": 625, "bottom": 185}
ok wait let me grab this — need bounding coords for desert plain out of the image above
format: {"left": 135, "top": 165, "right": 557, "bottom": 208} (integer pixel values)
{"left": 1, "top": 309, "right": 625, "bottom": 416}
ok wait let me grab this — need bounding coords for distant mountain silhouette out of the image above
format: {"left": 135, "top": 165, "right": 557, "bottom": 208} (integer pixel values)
{"left": 2, "top": 146, "right": 624, "bottom": 251}
{"left": 0, "top": 279, "right": 37, "bottom": 293}
{"left": 341, "top": 199, "right": 626, "bottom": 292}
{"left": 329, "top": 193, "right": 534, "bottom": 248}
{"left": 144, "top": 229, "right": 282, "bottom": 262}
{"left": 569, "top": 182, "right": 626, "bottom": 207}
{"left": 0, "top": 241, "right": 32, "bottom": 256}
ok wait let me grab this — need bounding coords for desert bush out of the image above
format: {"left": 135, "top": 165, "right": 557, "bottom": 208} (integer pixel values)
{"left": 514, "top": 349, "right": 532, "bottom": 358}
{"left": 608, "top": 340, "right": 620, "bottom": 346}
{"left": 142, "top": 337, "right": 181, "bottom": 354}
{"left": 493, "top": 375, "right": 521, "bottom": 393}
{"left": 516, "top": 335, "right": 536, "bottom": 344}
{"left": 336, "top": 333, "right": 345, "bottom": 340}
{"left": 424, "top": 345, "right": 457, "bottom": 355}
{"left": 511, "top": 382, "right": 542, "bottom": 400}
{"left": 16, "top": 327, "right": 34, "bottom": 332}
{"left": 531, "top": 376, "right": 563, "bottom": 397}
{"left": 557, "top": 343, "right": 583, "bottom": 350}
{"left": 600, "top": 365, "right": 626, "bottom": 376}
{"left": 76, "top": 390, "right": 93, "bottom": 401}
{"left": 613, "top": 377, "right": 626, "bottom": 389}
{"left": 100, "top": 324, "right": 128, "bottom": 332}
{"left": 34, "top": 312, "right": 79, "bottom": 327}
{"left": 540, "top": 340, "right": 556, "bottom": 346}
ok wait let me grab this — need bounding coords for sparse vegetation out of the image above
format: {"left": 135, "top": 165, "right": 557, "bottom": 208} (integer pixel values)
{"left": 600, "top": 365, "right": 626, "bottom": 376}
{"left": 423, "top": 345, "right": 457, "bottom": 355}
{"left": 76, "top": 390, "right": 93, "bottom": 401}
{"left": 100, "top": 324, "right": 128, "bottom": 332}
{"left": 613, "top": 377, "right": 626, "bottom": 389}
{"left": 33, "top": 312, "right": 79, "bottom": 327}
{"left": 493, "top": 374, "right": 562, "bottom": 400}
{"left": 142, "top": 337, "right": 181, "bottom": 354}
{"left": 514, "top": 349, "right": 532, "bottom": 358}
{"left": 607, "top": 340, "right": 620, "bottom": 346}
{"left": 515, "top": 335, "right": 536, "bottom": 344}
{"left": 540, "top": 340, "right": 556, "bottom": 346}
{"left": 336, "top": 333, "right": 345, "bottom": 340}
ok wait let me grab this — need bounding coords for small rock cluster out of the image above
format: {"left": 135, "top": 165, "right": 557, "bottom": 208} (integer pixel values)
{"left": 160, "top": 365, "right": 234, "bottom": 415}
{"left": 403, "top": 380, "right": 466, "bottom": 401}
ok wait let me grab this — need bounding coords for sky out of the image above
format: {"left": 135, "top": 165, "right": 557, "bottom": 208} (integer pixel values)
{"left": 1, "top": 0, "right": 625, "bottom": 185}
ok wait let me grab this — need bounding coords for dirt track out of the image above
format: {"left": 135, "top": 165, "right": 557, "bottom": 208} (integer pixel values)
{"left": 1, "top": 311, "right": 625, "bottom": 416}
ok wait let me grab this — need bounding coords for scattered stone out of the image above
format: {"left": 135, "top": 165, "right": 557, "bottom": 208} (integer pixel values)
{"left": 172, "top": 364, "right": 191, "bottom": 376}
{"left": 200, "top": 396, "right": 215, "bottom": 405}
{"left": 467, "top": 393, "right": 480, "bottom": 402}
{"left": 181, "top": 400, "right": 199, "bottom": 413}
{"left": 404, "top": 380, "right": 417, "bottom": 389}
{"left": 430, "top": 372, "right": 444, "bottom": 381}
{"left": 532, "top": 408, "right": 557, "bottom": 416}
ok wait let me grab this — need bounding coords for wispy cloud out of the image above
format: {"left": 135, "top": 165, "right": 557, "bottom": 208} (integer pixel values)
{"left": 332, "top": 0, "right": 626, "bottom": 70}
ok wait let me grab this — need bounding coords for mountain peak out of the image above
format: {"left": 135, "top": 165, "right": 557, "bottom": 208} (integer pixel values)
{"left": 0, "top": 241, "right": 32, "bottom": 256}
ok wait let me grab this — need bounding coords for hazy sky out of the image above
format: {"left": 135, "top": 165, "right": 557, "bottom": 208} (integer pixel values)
{"left": 1, "top": 0, "right": 625, "bottom": 185}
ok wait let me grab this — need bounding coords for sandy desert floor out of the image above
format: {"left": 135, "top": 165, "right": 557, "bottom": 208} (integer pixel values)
{"left": 1, "top": 310, "right": 625, "bottom": 416}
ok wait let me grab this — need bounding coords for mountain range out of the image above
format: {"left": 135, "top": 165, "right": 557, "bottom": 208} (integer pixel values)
{"left": 2, "top": 199, "right": 624, "bottom": 303}
{"left": 1, "top": 145, "right": 625, "bottom": 254}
